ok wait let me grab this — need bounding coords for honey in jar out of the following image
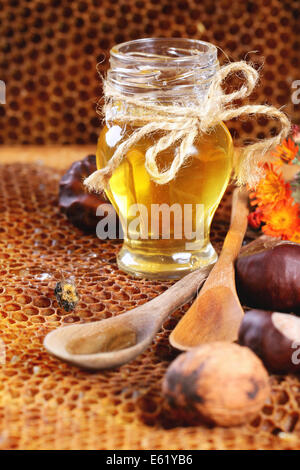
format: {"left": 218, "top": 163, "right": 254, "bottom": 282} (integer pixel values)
{"left": 96, "top": 39, "right": 233, "bottom": 279}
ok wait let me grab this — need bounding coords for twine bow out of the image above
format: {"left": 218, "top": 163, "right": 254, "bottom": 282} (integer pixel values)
{"left": 84, "top": 61, "right": 290, "bottom": 193}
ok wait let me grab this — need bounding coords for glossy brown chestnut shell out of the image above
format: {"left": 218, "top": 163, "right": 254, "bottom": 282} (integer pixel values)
{"left": 59, "top": 154, "right": 118, "bottom": 234}
{"left": 236, "top": 241, "right": 300, "bottom": 313}
{"left": 239, "top": 309, "right": 300, "bottom": 373}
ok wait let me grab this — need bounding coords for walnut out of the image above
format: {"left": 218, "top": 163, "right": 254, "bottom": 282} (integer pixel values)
{"left": 162, "top": 342, "right": 270, "bottom": 427}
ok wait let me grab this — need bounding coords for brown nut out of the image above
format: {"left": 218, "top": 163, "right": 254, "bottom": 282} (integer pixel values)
{"left": 59, "top": 154, "right": 119, "bottom": 235}
{"left": 239, "top": 309, "right": 300, "bottom": 373}
{"left": 236, "top": 240, "right": 300, "bottom": 313}
{"left": 162, "top": 342, "right": 270, "bottom": 427}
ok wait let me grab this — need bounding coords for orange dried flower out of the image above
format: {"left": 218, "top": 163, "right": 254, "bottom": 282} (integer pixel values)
{"left": 248, "top": 208, "right": 263, "bottom": 229}
{"left": 272, "top": 138, "right": 299, "bottom": 165}
{"left": 249, "top": 164, "right": 291, "bottom": 207}
{"left": 261, "top": 199, "right": 299, "bottom": 239}
{"left": 248, "top": 128, "right": 300, "bottom": 242}
{"left": 288, "top": 228, "right": 300, "bottom": 244}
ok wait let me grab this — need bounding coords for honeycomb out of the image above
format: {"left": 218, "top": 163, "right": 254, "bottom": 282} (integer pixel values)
{"left": 0, "top": 150, "right": 299, "bottom": 450}
{"left": 0, "top": 0, "right": 299, "bottom": 147}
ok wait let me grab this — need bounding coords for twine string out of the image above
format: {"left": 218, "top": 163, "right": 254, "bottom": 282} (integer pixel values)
{"left": 84, "top": 61, "right": 290, "bottom": 193}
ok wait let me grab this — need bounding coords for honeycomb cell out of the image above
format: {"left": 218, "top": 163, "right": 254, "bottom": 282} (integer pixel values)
{"left": 0, "top": 0, "right": 298, "bottom": 146}
{"left": 0, "top": 0, "right": 299, "bottom": 449}
{"left": 0, "top": 158, "right": 291, "bottom": 449}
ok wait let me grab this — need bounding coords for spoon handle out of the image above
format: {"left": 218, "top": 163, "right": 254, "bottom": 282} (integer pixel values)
{"left": 169, "top": 188, "right": 249, "bottom": 349}
{"left": 199, "top": 187, "right": 248, "bottom": 294}
{"left": 136, "top": 263, "right": 214, "bottom": 326}
{"left": 218, "top": 186, "right": 249, "bottom": 264}
{"left": 141, "top": 188, "right": 249, "bottom": 326}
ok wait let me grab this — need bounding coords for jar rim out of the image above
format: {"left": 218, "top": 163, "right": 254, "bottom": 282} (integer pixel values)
{"left": 110, "top": 38, "right": 218, "bottom": 69}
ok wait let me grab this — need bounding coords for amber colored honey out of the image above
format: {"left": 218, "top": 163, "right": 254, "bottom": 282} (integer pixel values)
{"left": 97, "top": 122, "right": 233, "bottom": 279}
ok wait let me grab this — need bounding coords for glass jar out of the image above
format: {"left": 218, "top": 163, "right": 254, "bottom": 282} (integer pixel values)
{"left": 96, "top": 38, "right": 233, "bottom": 279}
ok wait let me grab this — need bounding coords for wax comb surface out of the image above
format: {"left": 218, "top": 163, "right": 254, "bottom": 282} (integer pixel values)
{"left": 0, "top": 156, "right": 299, "bottom": 449}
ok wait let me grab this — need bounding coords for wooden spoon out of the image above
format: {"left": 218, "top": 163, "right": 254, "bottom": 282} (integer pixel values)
{"left": 44, "top": 187, "right": 248, "bottom": 369}
{"left": 169, "top": 186, "right": 249, "bottom": 351}
{"left": 44, "top": 263, "right": 213, "bottom": 369}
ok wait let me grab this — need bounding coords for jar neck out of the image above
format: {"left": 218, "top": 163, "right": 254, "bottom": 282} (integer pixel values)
{"left": 106, "top": 38, "right": 219, "bottom": 106}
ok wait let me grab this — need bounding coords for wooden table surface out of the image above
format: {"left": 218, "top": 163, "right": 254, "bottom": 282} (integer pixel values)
{"left": 0, "top": 145, "right": 96, "bottom": 168}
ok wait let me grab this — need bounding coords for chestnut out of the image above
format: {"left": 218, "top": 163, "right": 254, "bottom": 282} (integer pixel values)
{"left": 162, "top": 342, "right": 270, "bottom": 427}
{"left": 59, "top": 154, "right": 119, "bottom": 235}
{"left": 239, "top": 309, "right": 300, "bottom": 373}
{"left": 236, "top": 241, "right": 300, "bottom": 313}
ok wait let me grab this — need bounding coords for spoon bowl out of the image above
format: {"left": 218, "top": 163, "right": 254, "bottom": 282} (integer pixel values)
{"left": 44, "top": 314, "right": 156, "bottom": 369}
{"left": 169, "top": 187, "right": 249, "bottom": 350}
{"left": 169, "top": 286, "right": 244, "bottom": 350}
{"left": 44, "top": 264, "right": 213, "bottom": 369}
